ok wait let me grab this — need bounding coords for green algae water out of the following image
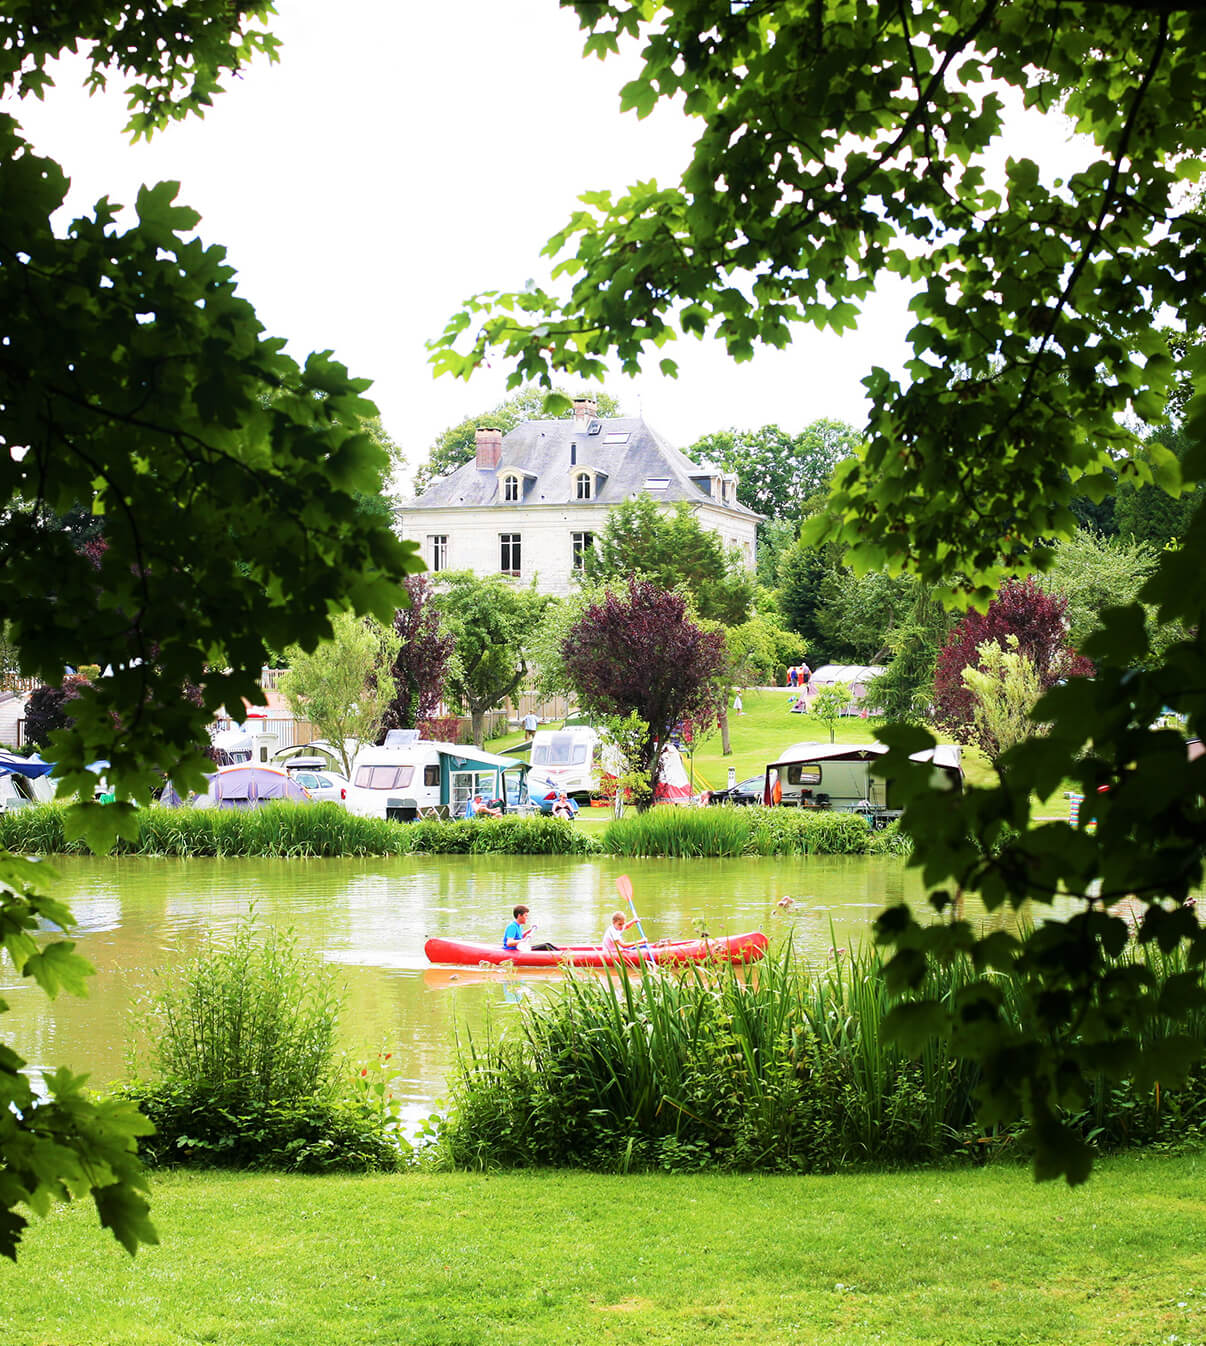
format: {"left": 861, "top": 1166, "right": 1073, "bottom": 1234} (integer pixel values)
{"left": 2, "top": 853, "right": 1037, "bottom": 1127}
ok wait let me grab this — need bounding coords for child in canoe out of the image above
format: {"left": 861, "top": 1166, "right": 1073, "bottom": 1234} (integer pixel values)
{"left": 601, "top": 911, "right": 641, "bottom": 955}
{"left": 503, "top": 904, "right": 558, "bottom": 952}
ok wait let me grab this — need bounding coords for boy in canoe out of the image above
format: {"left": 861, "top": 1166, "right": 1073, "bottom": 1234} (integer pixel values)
{"left": 503, "top": 904, "right": 559, "bottom": 952}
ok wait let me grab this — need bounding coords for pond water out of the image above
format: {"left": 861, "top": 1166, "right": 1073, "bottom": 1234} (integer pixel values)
{"left": 2, "top": 853, "right": 1034, "bottom": 1125}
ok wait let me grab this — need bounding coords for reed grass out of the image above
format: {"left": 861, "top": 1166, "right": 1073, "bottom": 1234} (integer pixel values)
{"left": 118, "top": 915, "right": 406, "bottom": 1171}
{"left": 134, "top": 914, "right": 342, "bottom": 1104}
{"left": 436, "top": 939, "right": 1206, "bottom": 1174}
{"left": 0, "top": 801, "right": 906, "bottom": 857}
{"left": 0, "top": 803, "right": 598, "bottom": 857}
{"left": 602, "top": 806, "right": 903, "bottom": 857}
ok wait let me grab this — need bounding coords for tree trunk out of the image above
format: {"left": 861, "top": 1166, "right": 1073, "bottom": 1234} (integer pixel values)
{"left": 641, "top": 732, "right": 665, "bottom": 812}
{"left": 719, "top": 705, "right": 732, "bottom": 756}
{"left": 470, "top": 708, "right": 486, "bottom": 746}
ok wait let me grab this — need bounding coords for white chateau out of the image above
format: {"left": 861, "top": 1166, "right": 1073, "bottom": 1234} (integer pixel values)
{"left": 398, "top": 398, "right": 760, "bottom": 595}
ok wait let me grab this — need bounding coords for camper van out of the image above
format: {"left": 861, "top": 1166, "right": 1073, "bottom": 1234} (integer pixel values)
{"left": 764, "top": 741, "right": 962, "bottom": 823}
{"left": 345, "top": 730, "right": 529, "bottom": 822}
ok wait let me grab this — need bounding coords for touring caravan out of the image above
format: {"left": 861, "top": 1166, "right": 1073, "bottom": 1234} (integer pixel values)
{"left": 763, "top": 741, "right": 962, "bottom": 823}
{"left": 526, "top": 725, "right": 624, "bottom": 805}
{"left": 345, "top": 730, "right": 530, "bottom": 822}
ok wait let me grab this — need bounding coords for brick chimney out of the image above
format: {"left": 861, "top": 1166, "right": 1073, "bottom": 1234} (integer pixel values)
{"left": 571, "top": 396, "right": 598, "bottom": 423}
{"left": 475, "top": 425, "right": 502, "bottom": 470}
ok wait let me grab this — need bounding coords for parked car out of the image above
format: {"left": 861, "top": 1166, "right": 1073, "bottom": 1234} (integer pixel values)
{"left": 286, "top": 764, "right": 350, "bottom": 806}
{"left": 707, "top": 774, "right": 764, "bottom": 806}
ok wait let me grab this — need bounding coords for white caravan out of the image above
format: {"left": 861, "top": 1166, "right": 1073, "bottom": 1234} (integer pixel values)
{"left": 526, "top": 725, "right": 625, "bottom": 805}
{"left": 345, "top": 730, "right": 530, "bottom": 822}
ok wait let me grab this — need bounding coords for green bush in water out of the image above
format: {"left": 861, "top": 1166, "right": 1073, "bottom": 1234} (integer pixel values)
{"left": 120, "top": 916, "right": 406, "bottom": 1171}
{"left": 114, "top": 1081, "right": 404, "bottom": 1172}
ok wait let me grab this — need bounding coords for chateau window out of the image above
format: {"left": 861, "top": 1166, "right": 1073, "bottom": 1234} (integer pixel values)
{"left": 575, "top": 471, "right": 592, "bottom": 500}
{"left": 428, "top": 534, "right": 448, "bottom": 572}
{"left": 572, "top": 531, "right": 594, "bottom": 570}
{"left": 502, "top": 473, "right": 521, "bottom": 502}
{"left": 500, "top": 533, "right": 521, "bottom": 576}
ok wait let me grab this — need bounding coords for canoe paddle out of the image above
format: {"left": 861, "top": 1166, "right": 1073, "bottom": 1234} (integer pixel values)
{"left": 615, "top": 874, "right": 656, "bottom": 964}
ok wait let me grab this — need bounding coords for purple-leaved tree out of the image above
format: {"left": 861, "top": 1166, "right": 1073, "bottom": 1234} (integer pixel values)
{"left": 933, "top": 577, "right": 1094, "bottom": 746}
{"left": 382, "top": 576, "right": 456, "bottom": 733}
{"left": 561, "top": 580, "right": 727, "bottom": 806}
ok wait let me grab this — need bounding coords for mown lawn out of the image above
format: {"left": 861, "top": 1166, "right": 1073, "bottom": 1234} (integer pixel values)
{"left": 10, "top": 1154, "right": 1205, "bottom": 1345}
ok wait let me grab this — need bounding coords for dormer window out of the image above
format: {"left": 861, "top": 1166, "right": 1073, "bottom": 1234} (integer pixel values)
{"left": 575, "top": 471, "right": 592, "bottom": 501}
{"left": 501, "top": 472, "right": 521, "bottom": 503}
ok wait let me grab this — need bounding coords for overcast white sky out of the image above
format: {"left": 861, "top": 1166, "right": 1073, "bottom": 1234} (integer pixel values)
{"left": 11, "top": 1, "right": 1089, "bottom": 488}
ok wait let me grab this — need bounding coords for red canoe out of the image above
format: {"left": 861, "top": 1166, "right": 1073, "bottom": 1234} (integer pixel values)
{"left": 424, "top": 931, "right": 768, "bottom": 969}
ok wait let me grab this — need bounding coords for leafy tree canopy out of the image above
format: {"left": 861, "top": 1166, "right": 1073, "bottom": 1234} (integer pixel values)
{"left": 583, "top": 495, "right": 754, "bottom": 625}
{"left": 688, "top": 420, "right": 860, "bottom": 524}
{"left": 0, "top": 2, "right": 421, "bottom": 1257}
{"left": 868, "top": 581, "right": 953, "bottom": 725}
{"left": 1044, "top": 530, "right": 1166, "bottom": 654}
{"left": 815, "top": 567, "right": 913, "bottom": 666}
{"left": 430, "top": 0, "right": 1206, "bottom": 1180}
{"left": 434, "top": 574, "right": 551, "bottom": 746}
{"left": 280, "top": 614, "right": 402, "bottom": 777}
{"left": 1113, "top": 425, "right": 1206, "bottom": 549}
{"left": 414, "top": 385, "right": 621, "bottom": 494}
{"left": 962, "top": 636, "right": 1046, "bottom": 761}
{"left": 726, "top": 607, "right": 808, "bottom": 687}
{"left": 776, "top": 535, "right": 838, "bottom": 658}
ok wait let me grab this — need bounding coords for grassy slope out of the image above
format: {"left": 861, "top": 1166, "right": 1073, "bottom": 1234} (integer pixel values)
{"left": 12, "top": 1155, "right": 1205, "bottom": 1345}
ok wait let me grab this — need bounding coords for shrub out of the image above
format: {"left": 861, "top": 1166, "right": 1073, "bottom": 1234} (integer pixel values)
{"left": 114, "top": 1081, "right": 403, "bottom": 1172}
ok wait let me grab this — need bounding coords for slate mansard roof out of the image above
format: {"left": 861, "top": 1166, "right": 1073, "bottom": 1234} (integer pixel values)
{"left": 406, "top": 415, "right": 761, "bottom": 519}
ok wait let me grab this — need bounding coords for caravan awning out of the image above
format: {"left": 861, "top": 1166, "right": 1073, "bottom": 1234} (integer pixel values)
{"left": 437, "top": 745, "right": 530, "bottom": 775}
{"left": 0, "top": 749, "right": 54, "bottom": 778}
{"left": 766, "top": 741, "right": 962, "bottom": 774}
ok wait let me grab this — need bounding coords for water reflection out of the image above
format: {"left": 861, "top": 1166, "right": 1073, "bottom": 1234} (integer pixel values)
{"left": 3, "top": 853, "right": 1061, "bottom": 1113}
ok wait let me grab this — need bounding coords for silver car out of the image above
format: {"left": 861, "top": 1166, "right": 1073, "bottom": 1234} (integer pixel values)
{"left": 288, "top": 767, "right": 350, "bottom": 807}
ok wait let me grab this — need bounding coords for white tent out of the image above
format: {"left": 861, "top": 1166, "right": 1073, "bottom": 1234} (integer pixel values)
{"left": 653, "top": 743, "right": 693, "bottom": 804}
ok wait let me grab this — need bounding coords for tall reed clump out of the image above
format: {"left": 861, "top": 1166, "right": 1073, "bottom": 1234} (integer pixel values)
{"left": 0, "top": 801, "right": 70, "bottom": 853}
{"left": 602, "top": 807, "right": 752, "bottom": 857}
{"left": 602, "top": 806, "right": 879, "bottom": 857}
{"left": 1070, "top": 939, "right": 1206, "bottom": 1148}
{"left": 115, "top": 916, "right": 405, "bottom": 1171}
{"left": 435, "top": 939, "right": 1206, "bottom": 1174}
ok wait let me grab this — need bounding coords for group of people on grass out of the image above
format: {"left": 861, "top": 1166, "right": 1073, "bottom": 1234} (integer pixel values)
{"left": 463, "top": 789, "right": 576, "bottom": 820}
{"left": 502, "top": 904, "right": 640, "bottom": 955}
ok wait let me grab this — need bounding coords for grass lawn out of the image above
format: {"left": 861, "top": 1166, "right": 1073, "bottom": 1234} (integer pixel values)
{"left": 10, "top": 1154, "right": 1205, "bottom": 1344}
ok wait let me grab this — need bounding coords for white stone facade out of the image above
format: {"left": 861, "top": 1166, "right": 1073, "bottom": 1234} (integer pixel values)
{"left": 399, "top": 410, "right": 760, "bottom": 596}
